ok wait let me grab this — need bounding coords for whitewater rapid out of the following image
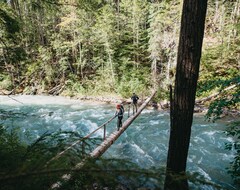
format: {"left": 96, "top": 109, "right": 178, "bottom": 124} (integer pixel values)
{"left": 0, "top": 95, "right": 237, "bottom": 190}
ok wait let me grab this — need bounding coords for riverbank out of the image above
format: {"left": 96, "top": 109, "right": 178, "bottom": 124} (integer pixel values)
{"left": 72, "top": 94, "right": 211, "bottom": 114}
{"left": 0, "top": 92, "right": 239, "bottom": 119}
{"left": 0, "top": 96, "right": 238, "bottom": 190}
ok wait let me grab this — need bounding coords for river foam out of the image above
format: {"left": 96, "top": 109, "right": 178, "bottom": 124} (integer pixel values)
{"left": 0, "top": 95, "right": 238, "bottom": 190}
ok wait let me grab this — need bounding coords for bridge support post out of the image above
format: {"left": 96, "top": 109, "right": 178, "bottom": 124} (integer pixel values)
{"left": 50, "top": 90, "right": 157, "bottom": 189}
{"left": 81, "top": 140, "right": 85, "bottom": 157}
{"left": 103, "top": 124, "right": 106, "bottom": 140}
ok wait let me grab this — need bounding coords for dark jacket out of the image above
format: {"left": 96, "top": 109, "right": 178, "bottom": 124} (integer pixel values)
{"left": 131, "top": 94, "right": 139, "bottom": 104}
{"left": 116, "top": 106, "right": 124, "bottom": 118}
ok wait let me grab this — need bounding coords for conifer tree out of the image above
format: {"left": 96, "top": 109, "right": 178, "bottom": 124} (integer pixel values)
{"left": 165, "top": 0, "right": 208, "bottom": 189}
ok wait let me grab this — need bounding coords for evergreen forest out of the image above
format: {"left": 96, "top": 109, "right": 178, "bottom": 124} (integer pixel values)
{"left": 0, "top": 0, "right": 239, "bottom": 100}
{"left": 0, "top": 0, "right": 239, "bottom": 189}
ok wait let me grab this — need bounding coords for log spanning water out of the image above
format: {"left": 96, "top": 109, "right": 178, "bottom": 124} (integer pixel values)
{"left": 90, "top": 91, "right": 157, "bottom": 158}
{"left": 51, "top": 90, "right": 157, "bottom": 189}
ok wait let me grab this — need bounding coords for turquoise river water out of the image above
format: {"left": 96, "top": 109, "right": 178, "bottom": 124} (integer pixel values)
{"left": 0, "top": 95, "right": 238, "bottom": 190}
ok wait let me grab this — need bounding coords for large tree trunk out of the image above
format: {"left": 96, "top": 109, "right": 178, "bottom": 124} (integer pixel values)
{"left": 165, "top": 0, "right": 208, "bottom": 190}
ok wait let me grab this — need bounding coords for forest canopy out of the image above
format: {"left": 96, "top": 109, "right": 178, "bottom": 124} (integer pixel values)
{"left": 0, "top": 0, "right": 239, "bottom": 101}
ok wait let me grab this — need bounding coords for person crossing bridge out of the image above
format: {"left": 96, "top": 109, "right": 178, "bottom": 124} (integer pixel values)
{"left": 115, "top": 103, "right": 124, "bottom": 131}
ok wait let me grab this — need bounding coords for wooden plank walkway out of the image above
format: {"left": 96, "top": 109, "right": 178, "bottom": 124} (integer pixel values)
{"left": 51, "top": 90, "right": 156, "bottom": 189}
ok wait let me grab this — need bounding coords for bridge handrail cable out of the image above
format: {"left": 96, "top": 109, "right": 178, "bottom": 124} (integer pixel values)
{"left": 45, "top": 115, "right": 117, "bottom": 166}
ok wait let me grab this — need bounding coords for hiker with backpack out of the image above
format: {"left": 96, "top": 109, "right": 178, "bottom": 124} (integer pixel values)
{"left": 131, "top": 93, "right": 139, "bottom": 114}
{"left": 115, "top": 104, "right": 124, "bottom": 131}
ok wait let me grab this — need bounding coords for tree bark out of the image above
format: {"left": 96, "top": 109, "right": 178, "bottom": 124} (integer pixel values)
{"left": 165, "top": 0, "right": 208, "bottom": 190}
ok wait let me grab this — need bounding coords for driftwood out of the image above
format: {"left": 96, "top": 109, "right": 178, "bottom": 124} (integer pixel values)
{"left": 51, "top": 90, "right": 157, "bottom": 189}
{"left": 157, "top": 83, "right": 239, "bottom": 109}
{"left": 48, "top": 84, "right": 64, "bottom": 95}
{"left": 195, "top": 83, "right": 239, "bottom": 104}
{"left": 157, "top": 83, "right": 239, "bottom": 112}
{"left": 0, "top": 89, "right": 14, "bottom": 95}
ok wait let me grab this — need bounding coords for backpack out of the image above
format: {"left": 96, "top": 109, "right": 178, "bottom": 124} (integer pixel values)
{"left": 120, "top": 105, "right": 124, "bottom": 113}
{"left": 132, "top": 95, "right": 139, "bottom": 103}
{"left": 118, "top": 106, "right": 124, "bottom": 117}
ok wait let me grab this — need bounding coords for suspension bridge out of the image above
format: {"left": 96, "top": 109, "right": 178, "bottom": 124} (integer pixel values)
{"left": 51, "top": 90, "right": 157, "bottom": 189}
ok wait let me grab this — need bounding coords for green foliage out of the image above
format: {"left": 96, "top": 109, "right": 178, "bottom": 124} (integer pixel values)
{"left": 0, "top": 126, "right": 26, "bottom": 172}
{"left": 1, "top": 0, "right": 238, "bottom": 100}
{"left": 77, "top": 0, "right": 107, "bottom": 12}
{"left": 0, "top": 121, "right": 102, "bottom": 190}
{"left": 0, "top": 74, "right": 12, "bottom": 90}
{"left": 155, "top": 86, "right": 170, "bottom": 101}
{"left": 1, "top": 0, "right": 177, "bottom": 96}
{"left": 198, "top": 44, "right": 239, "bottom": 98}
{"left": 117, "top": 75, "right": 146, "bottom": 98}
{"left": 0, "top": 4, "right": 20, "bottom": 37}
{"left": 58, "top": 158, "right": 165, "bottom": 190}
{"left": 206, "top": 92, "right": 239, "bottom": 122}
{"left": 117, "top": 65, "right": 151, "bottom": 98}
{"left": 203, "top": 77, "right": 239, "bottom": 122}
{"left": 0, "top": 2, "right": 26, "bottom": 77}
{"left": 225, "top": 121, "right": 240, "bottom": 185}
{"left": 63, "top": 75, "right": 86, "bottom": 96}
{"left": 147, "top": 0, "right": 180, "bottom": 90}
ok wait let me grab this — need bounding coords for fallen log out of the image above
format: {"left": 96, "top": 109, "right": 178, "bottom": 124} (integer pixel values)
{"left": 195, "top": 83, "right": 239, "bottom": 104}
{"left": 51, "top": 90, "right": 157, "bottom": 189}
{"left": 45, "top": 115, "right": 117, "bottom": 166}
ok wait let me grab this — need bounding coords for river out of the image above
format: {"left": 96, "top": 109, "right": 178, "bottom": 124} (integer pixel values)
{"left": 0, "top": 95, "right": 238, "bottom": 190}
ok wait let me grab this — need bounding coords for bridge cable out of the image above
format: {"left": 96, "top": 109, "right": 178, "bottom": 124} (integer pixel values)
{"left": 45, "top": 115, "right": 117, "bottom": 167}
